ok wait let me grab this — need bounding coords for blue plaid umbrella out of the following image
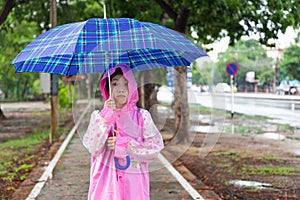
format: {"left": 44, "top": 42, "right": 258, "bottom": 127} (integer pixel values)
{"left": 11, "top": 18, "right": 207, "bottom": 76}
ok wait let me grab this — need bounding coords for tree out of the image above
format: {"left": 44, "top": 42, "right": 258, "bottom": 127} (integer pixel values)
{"left": 280, "top": 44, "right": 300, "bottom": 80}
{"left": 216, "top": 39, "right": 273, "bottom": 91}
{"left": 0, "top": 0, "right": 104, "bottom": 121}
{"left": 1, "top": 0, "right": 300, "bottom": 143}
{"left": 137, "top": 0, "right": 300, "bottom": 143}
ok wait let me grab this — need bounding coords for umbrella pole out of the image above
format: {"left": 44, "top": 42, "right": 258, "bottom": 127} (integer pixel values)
{"left": 107, "top": 68, "right": 114, "bottom": 137}
{"left": 102, "top": 1, "right": 115, "bottom": 138}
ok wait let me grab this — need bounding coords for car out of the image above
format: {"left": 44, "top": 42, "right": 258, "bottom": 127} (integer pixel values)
{"left": 276, "top": 79, "right": 299, "bottom": 95}
{"left": 157, "top": 86, "right": 174, "bottom": 103}
{"left": 215, "top": 83, "right": 231, "bottom": 93}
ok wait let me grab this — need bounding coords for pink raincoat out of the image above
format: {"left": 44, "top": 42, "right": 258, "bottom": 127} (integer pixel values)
{"left": 83, "top": 64, "right": 164, "bottom": 200}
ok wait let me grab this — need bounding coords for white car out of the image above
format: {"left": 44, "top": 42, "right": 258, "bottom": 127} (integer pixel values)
{"left": 157, "top": 86, "right": 174, "bottom": 103}
{"left": 214, "top": 83, "right": 231, "bottom": 93}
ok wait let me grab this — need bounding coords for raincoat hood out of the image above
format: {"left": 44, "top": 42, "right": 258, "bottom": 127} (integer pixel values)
{"left": 100, "top": 64, "right": 139, "bottom": 111}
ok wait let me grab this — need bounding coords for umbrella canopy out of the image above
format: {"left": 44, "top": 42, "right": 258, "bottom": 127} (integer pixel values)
{"left": 11, "top": 18, "right": 207, "bottom": 76}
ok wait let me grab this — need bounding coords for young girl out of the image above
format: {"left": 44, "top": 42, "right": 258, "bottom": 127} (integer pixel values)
{"left": 83, "top": 64, "right": 164, "bottom": 200}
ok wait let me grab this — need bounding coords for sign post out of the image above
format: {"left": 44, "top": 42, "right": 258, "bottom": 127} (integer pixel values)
{"left": 226, "top": 62, "right": 238, "bottom": 118}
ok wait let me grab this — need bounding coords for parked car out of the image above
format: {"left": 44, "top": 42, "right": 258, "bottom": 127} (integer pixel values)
{"left": 157, "top": 86, "right": 174, "bottom": 103}
{"left": 276, "top": 79, "right": 299, "bottom": 95}
{"left": 215, "top": 83, "right": 231, "bottom": 93}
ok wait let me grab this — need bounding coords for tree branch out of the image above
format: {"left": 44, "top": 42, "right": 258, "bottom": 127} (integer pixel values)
{"left": 0, "top": 0, "right": 31, "bottom": 26}
{"left": 155, "top": 0, "right": 177, "bottom": 21}
{"left": 174, "top": 6, "right": 190, "bottom": 33}
{"left": 0, "top": 0, "right": 15, "bottom": 26}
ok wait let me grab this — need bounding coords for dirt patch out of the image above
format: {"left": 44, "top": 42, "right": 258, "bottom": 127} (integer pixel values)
{"left": 162, "top": 117, "right": 300, "bottom": 200}
{"left": 0, "top": 108, "right": 74, "bottom": 200}
{"left": 2, "top": 104, "right": 300, "bottom": 200}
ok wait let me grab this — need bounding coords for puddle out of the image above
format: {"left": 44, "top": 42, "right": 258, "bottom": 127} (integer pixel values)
{"left": 190, "top": 125, "right": 211, "bottom": 133}
{"left": 258, "top": 132, "right": 286, "bottom": 140}
{"left": 230, "top": 180, "right": 273, "bottom": 189}
{"left": 190, "top": 114, "right": 211, "bottom": 124}
{"left": 294, "top": 150, "right": 300, "bottom": 156}
{"left": 190, "top": 125, "right": 221, "bottom": 133}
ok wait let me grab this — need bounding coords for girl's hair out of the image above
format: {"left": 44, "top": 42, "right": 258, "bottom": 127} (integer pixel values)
{"left": 105, "top": 68, "right": 123, "bottom": 93}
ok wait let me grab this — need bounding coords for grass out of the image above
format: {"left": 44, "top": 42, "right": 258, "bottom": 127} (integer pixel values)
{"left": 0, "top": 129, "right": 49, "bottom": 184}
{"left": 239, "top": 166, "right": 300, "bottom": 176}
{"left": 211, "top": 152, "right": 293, "bottom": 178}
{"left": 258, "top": 155, "right": 281, "bottom": 163}
{"left": 212, "top": 152, "right": 241, "bottom": 162}
{"left": 0, "top": 129, "right": 48, "bottom": 150}
{"left": 213, "top": 152, "right": 298, "bottom": 176}
{"left": 0, "top": 107, "right": 74, "bottom": 200}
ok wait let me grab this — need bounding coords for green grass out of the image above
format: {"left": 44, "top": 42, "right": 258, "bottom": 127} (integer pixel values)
{"left": 0, "top": 107, "right": 72, "bottom": 195}
{"left": 0, "top": 130, "right": 48, "bottom": 150}
{"left": 212, "top": 152, "right": 241, "bottom": 162}
{"left": 239, "top": 166, "right": 300, "bottom": 176}
{"left": 0, "top": 129, "right": 49, "bottom": 184}
{"left": 258, "top": 155, "right": 281, "bottom": 163}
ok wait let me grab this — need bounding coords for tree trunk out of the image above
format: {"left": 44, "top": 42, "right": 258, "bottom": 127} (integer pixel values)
{"left": 0, "top": 107, "right": 6, "bottom": 120}
{"left": 137, "top": 71, "right": 159, "bottom": 121}
{"left": 173, "top": 66, "right": 190, "bottom": 144}
{"left": 173, "top": 6, "right": 191, "bottom": 144}
{"left": 21, "top": 78, "right": 29, "bottom": 99}
{"left": 154, "top": 0, "right": 191, "bottom": 143}
{"left": 16, "top": 78, "right": 21, "bottom": 100}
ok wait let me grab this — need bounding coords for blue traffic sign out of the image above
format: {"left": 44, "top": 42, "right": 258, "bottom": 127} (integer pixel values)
{"left": 226, "top": 62, "right": 238, "bottom": 76}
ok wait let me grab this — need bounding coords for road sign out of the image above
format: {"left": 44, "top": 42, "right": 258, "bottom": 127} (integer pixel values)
{"left": 226, "top": 62, "right": 238, "bottom": 76}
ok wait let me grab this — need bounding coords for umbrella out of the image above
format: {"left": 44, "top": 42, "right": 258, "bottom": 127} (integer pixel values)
{"left": 11, "top": 18, "right": 207, "bottom": 76}
{"left": 11, "top": 18, "right": 208, "bottom": 169}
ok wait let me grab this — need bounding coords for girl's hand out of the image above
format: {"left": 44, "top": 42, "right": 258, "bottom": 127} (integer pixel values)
{"left": 105, "top": 98, "right": 116, "bottom": 110}
{"left": 107, "top": 129, "right": 119, "bottom": 150}
{"left": 107, "top": 136, "right": 116, "bottom": 150}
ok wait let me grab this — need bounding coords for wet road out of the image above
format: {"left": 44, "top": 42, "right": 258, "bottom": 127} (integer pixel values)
{"left": 191, "top": 92, "right": 300, "bottom": 128}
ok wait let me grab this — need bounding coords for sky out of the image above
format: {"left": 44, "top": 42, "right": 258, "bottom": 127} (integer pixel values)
{"left": 206, "top": 26, "right": 298, "bottom": 62}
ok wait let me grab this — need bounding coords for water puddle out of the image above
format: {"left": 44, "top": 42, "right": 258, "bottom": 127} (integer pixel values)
{"left": 258, "top": 132, "right": 286, "bottom": 140}
{"left": 294, "top": 150, "right": 300, "bottom": 156}
{"left": 230, "top": 180, "right": 273, "bottom": 189}
{"left": 190, "top": 114, "right": 211, "bottom": 124}
{"left": 190, "top": 125, "right": 211, "bottom": 133}
{"left": 190, "top": 125, "right": 221, "bottom": 133}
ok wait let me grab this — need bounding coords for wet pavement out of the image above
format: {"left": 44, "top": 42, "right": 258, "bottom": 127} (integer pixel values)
{"left": 35, "top": 134, "right": 196, "bottom": 200}
{"left": 4, "top": 101, "right": 201, "bottom": 200}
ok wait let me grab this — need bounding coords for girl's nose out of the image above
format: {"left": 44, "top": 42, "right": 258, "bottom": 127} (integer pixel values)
{"left": 117, "top": 86, "right": 126, "bottom": 93}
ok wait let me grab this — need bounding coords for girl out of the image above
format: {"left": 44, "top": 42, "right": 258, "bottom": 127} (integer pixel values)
{"left": 83, "top": 64, "right": 164, "bottom": 200}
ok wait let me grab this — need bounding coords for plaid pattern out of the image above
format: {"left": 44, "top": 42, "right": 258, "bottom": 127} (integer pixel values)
{"left": 11, "top": 18, "right": 207, "bottom": 76}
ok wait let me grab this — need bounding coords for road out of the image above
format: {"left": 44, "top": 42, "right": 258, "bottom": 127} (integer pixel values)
{"left": 192, "top": 92, "right": 300, "bottom": 128}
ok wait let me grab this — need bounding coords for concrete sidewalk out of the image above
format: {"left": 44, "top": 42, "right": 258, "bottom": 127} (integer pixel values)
{"left": 34, "top": 134, "right": 196, "bottom": 200}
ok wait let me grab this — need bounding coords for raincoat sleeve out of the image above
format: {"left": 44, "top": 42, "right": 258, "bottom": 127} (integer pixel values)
{"left": 82, "top": 110, "right": 112, "bottom": 157}
{"left": 126, "top": 110, "right": 164, "bottom": 162}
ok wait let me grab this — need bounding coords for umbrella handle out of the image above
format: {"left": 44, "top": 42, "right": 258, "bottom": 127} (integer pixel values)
{"left": 114, "top": 156, "right": 130, "bottom": 170}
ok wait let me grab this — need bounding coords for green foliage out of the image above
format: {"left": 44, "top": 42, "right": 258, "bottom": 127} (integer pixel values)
{"left": 239, "top": 166, "right": 300, "bottom": 176}
{"left": 216, "top": 39, "right": 273, "bottom": 90}
{"left": 0, "top": 15, "right": 40, "bottom": 100}
{"left": 280, "top": 44, "right": 300, "bottom": 80}
{"left": 1, "top": 0, "right": 300, "bottom": 100}
{"left": 0, "top": 129, "right": 48, "bottom": 184}
{"left": 58, "top": 84, "right": 73, "bottom": 108}
{"left": 31, "top": 79, "right": 44, "bottom": 99}
{"left": 192, "top": 59, "right": 213, "bottom": 85}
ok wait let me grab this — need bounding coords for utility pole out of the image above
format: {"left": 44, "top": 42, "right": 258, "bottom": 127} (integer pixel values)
{"left": 50, "top": 0, "right": 59, "bottom": 144}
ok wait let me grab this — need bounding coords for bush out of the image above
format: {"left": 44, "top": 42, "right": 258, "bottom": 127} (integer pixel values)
{"left": 58, "top": 84, "right": 73, "bottom": 108}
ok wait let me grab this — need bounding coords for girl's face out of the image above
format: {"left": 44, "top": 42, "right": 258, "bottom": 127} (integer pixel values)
{"left": 111, "top": 74, "right": 129, "bottom": 109}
